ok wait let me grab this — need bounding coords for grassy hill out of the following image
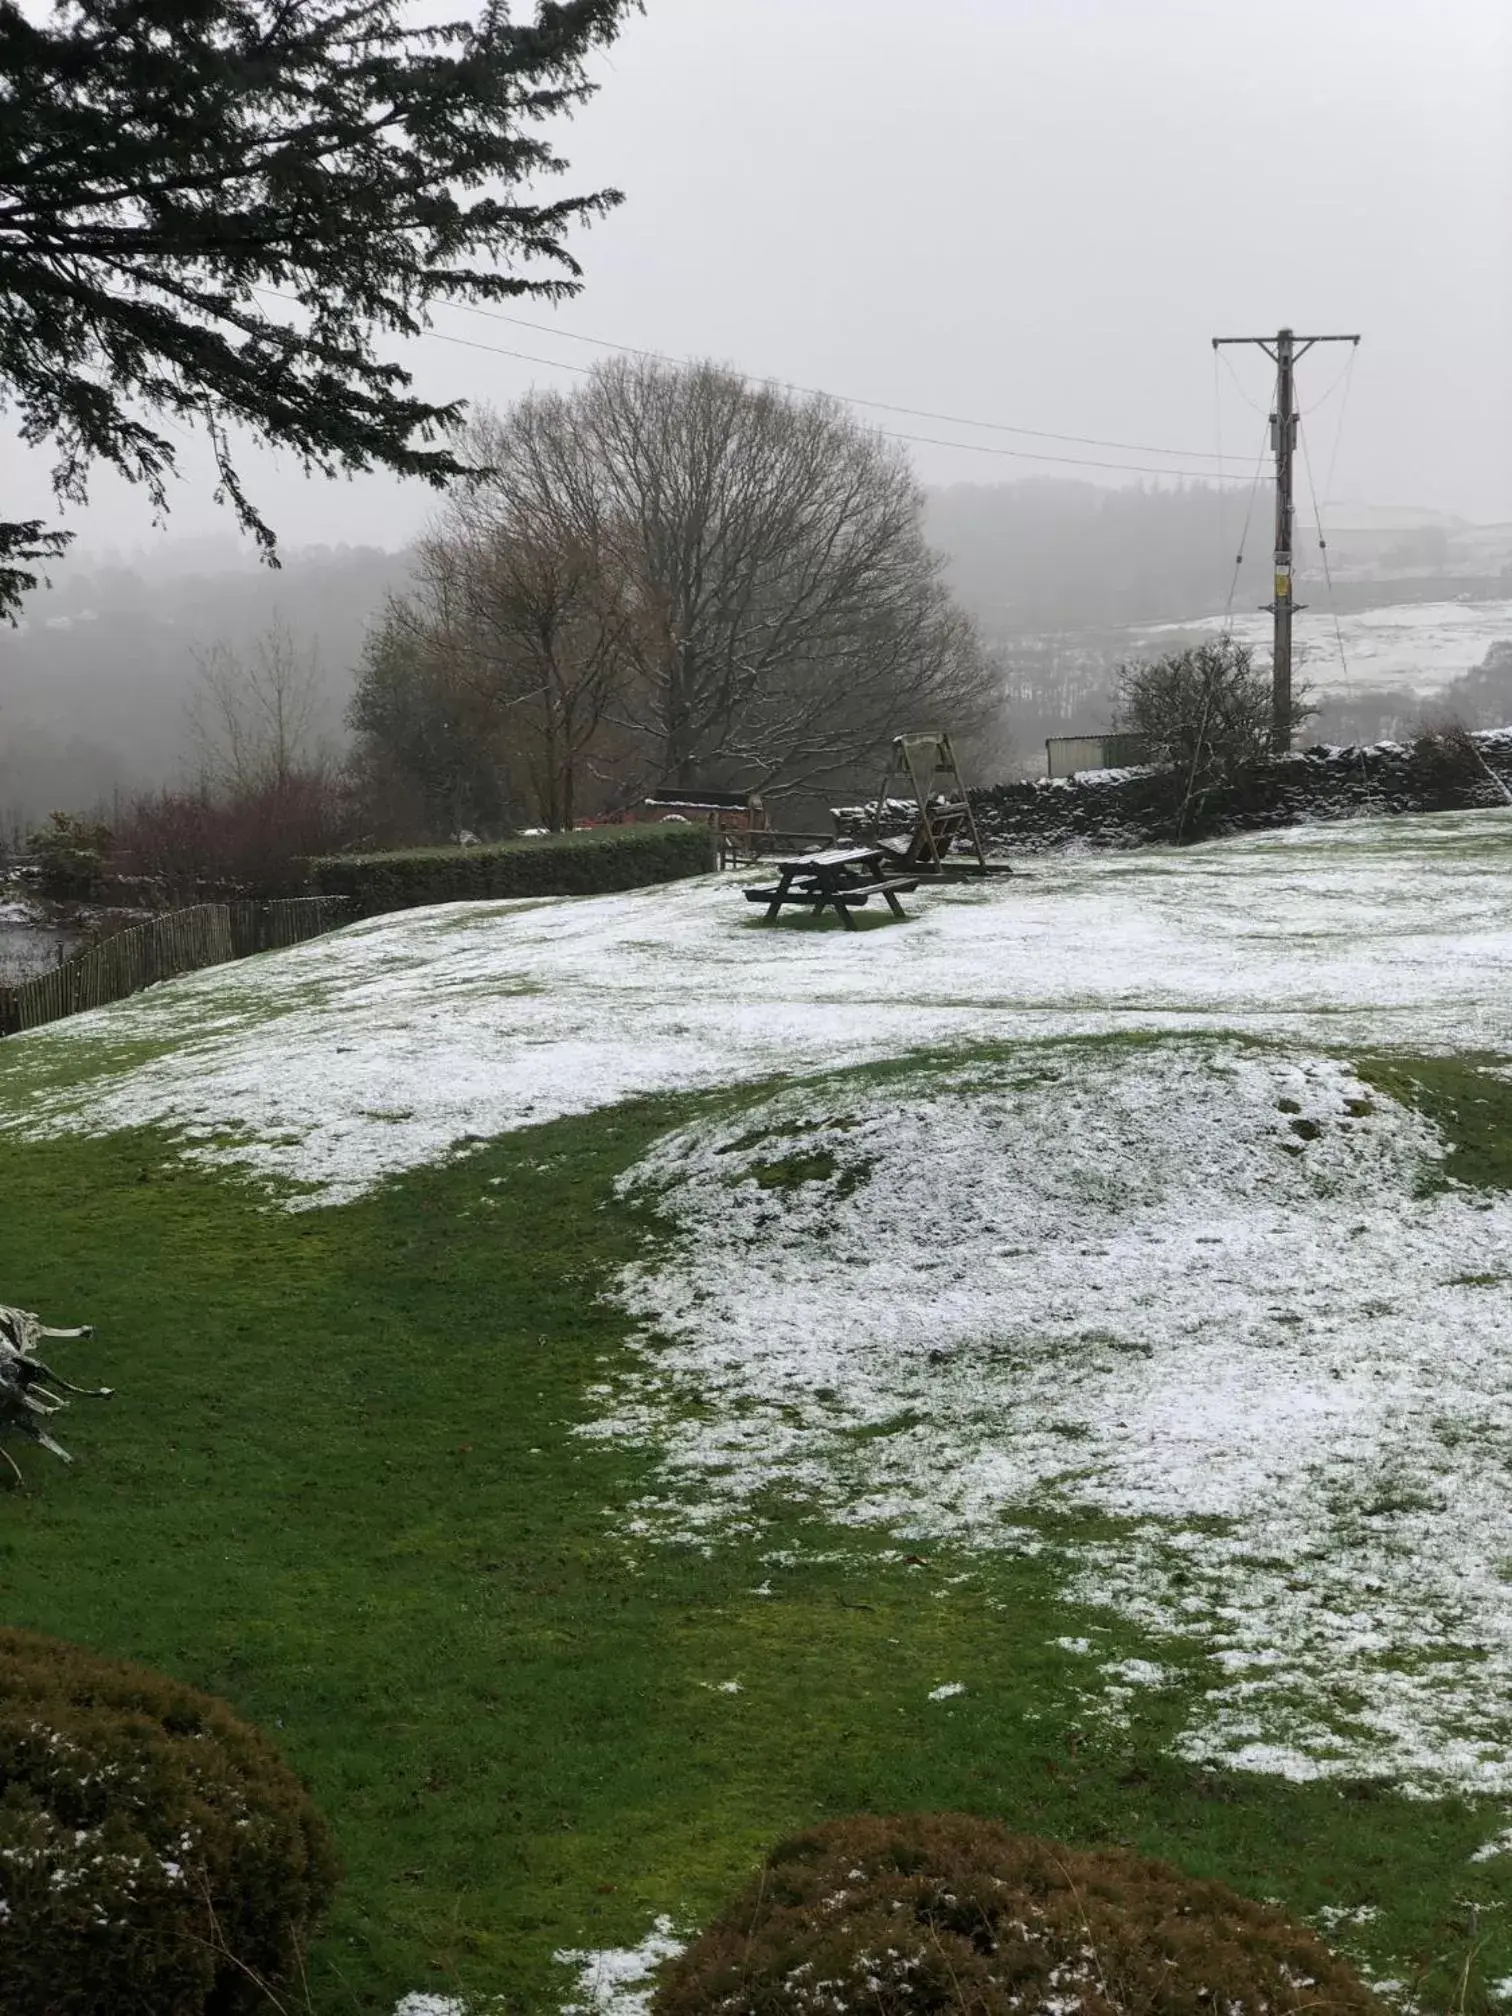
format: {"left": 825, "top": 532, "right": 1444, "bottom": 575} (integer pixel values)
{"left": 2, "top": 816, "right": 1511, "bottom": 2013}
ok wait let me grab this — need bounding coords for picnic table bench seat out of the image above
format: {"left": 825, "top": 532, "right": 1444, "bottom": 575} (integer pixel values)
{"left": 742, "top": 877, "right": 920, "bottom": 906}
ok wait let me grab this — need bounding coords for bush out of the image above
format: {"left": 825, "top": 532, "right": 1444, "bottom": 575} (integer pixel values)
{"left": 0, "top": 1628, "right": 338, "bottom": 2016}
{"left": 309, "top": 820, "right": 716, "bottom": 916}
{"left": 113, "top": 771, "right": 355, "bottom": 901}
{"left": 1115, "top": 638, "right": 1315, "bottom": 837}
{"left": 653, "top": 1813, "right": 1381, "bottom": 2016}
{"left": 28, "top": 810, "right": 113, "bottom": 899}
{"left": 1406, "top": 717, "right": 1492, "bottom": 807}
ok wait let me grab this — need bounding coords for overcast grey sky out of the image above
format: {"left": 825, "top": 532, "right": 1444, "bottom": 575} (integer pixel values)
{"left": 10, "top": 0, "right": 1511, "bottom": 558}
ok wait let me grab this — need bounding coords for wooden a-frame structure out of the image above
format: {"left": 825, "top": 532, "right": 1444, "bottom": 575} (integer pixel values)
{"left": 871, "top": 732, "right": 995, "bottom": 875}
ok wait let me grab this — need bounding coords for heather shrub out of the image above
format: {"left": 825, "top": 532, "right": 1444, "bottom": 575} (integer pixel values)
{"left": 0, "top": 1628, "right": 338, "bottom": 2016}
{"left": 653, "top": 1812, "right": 1381, "bottom": 2016}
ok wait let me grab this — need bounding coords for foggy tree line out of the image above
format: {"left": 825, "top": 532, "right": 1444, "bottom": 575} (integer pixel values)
{"left": 4, "top": 468, "right": 1510, "bottom": 852}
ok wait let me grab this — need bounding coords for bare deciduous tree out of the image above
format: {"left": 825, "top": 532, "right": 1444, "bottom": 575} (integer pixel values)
{"left": 1115, "top": 636, "right": 1313, "bottom": 837}
{"left": 186, "top": 621, "right": 327, "bottom": 797}
{"left": 434, "top": 510, "right": 645, "bottom": 831}
{"left": 353, "top": 360, "right": 1002, "bottom": 828}
{"left": 457, "top": 360, "right": 1001, "bottom": 796}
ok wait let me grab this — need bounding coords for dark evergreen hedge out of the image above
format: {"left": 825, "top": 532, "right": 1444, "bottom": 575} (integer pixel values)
{"left": 308, "top": 822, "right": 716, "bottom": 916}
{"left": 0, "top": 1628, "right": 338, "bottom": 2016}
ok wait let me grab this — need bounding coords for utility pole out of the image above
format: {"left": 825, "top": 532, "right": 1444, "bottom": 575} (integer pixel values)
{"left": 1212, "top": 326, "right": 1360, "bottom": 753}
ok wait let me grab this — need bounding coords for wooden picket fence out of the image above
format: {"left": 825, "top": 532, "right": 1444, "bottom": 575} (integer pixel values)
{"left": 0, "top": 895, "right": 349, "bottom": 1037}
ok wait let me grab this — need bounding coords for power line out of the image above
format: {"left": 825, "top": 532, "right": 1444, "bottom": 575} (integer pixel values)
{"left": 1216, "top": 345, "right": 1270, "bottom": 416}
{"left": 863, "top": 428, "right": 1259, "bottom": 482}
{"left": 250, "top": 286, "right": 1253, "bottom": 482}
{"left": 438, "top": 296, "right": 1233, "bottom": 462}
{"left": 1223, "top": 416, "right": 1273, "bottom": 628}
{"left": 1305, "top": 345, "right": 1361, "bottom": 419}
{"left": 1298, "top": 416, "right": 1350, "bottom": 686}
{"left": 1213, "top": 346, "right": 1229, "bottom": 596}
{"left": 1320, "top": 343, "right": 1359, "bottom": 507}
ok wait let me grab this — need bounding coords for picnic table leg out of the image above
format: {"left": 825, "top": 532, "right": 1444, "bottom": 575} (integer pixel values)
{"left": 833, "top": 883, "right": 859, "bottom": 930}
{"left": 764, "top": 868, "right": 793, "bottom": 923}
{"left": 882, "top": 887, "right": 906, "bottom": 918}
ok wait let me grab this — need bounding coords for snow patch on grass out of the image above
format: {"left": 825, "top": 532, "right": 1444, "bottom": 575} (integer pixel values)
{"left": 586, "top": 1040, "right": 1512, "bottom": 1795}
{"left": 1314, "top": 1904, "right": 1380, "bottom": 1930}
{"left": 555, "top": 1916, "right": 685, "bottom": 2016}
{"left": 1102, "top": 1659, "right": 1171, "bottom": 1688}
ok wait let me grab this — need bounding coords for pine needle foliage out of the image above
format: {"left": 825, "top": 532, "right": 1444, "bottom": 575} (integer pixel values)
{"left": 0, "top": 0, "right": 638, "bottom": 616}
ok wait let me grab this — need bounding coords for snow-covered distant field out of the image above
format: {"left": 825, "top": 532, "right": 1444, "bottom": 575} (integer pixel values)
{"left": 1139, "top": 598, "right": 1512, "bottom": 700}
{"left": 7, "top": 810, "right": 1512, "bottom": 1805}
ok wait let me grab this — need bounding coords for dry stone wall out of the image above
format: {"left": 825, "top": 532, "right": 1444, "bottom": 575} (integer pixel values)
{"left": 961, "top": 729, "right": 1512, "bottom": 855}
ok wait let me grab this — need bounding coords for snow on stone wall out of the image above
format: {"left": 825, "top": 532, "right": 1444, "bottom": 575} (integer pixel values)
{"left": 946, "top": 730, "right": 1512, "bottom": 855}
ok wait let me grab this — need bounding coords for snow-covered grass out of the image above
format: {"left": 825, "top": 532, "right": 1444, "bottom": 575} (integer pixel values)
{"left": 1140, "top": 599, "right": 1512, "bottom": 701}
{"left": 589, "top": 1038, "right": 1512, "bottom": 1797}
{"left": 7, "top": 810, "right": 1512, "bottom": 1803}
{"left": 8, "top": 807, "right": 1512, "bottom": 1204}
{"left": 6, "top": 809, "right": 1512, "bottom": 2013}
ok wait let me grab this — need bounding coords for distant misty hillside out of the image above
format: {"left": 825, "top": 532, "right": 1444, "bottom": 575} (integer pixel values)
{"left": 923, "top": 478, "right": 1274, "bottom": 633}
{"left": 925, "top": 481, "right": 1512, "bottom": 769}
{"left": 0, "top": 542, "right": 410, "bottom": 831}
{"left": 923, "top": 480, "right": 1512, "bottom": 639}
{"left": 3, "top": 483, "right": 1509, "bottom": 828}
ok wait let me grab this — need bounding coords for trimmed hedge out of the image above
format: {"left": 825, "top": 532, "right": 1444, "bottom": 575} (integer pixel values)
{"left": 0, "top": 1628, "right": 338, "bottom": 2016}
{"left": 308, "top": 821, "right": 716, "bottom": 917}
{"left": 653, "top": 1812, "right": 1381, "bottom": 2016}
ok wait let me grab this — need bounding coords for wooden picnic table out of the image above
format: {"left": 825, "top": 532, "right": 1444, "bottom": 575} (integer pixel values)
{"left": 743, "top": 845, "right": 920, "bottom": 929}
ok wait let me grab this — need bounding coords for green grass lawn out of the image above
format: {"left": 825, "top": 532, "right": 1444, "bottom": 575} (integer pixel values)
{"left": 2, "top": 1050, "right": 1510, "bottom": 2013}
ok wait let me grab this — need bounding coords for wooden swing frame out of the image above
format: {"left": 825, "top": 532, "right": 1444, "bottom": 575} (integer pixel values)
{"left": 870, "top": 732, "right": 996, "bottom": 875}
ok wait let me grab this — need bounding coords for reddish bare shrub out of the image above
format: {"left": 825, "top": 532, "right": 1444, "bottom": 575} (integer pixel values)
{"left": 654, "top": 1813, "right": 1381, "bottom": 2016}
{"left": 113, "top": 769, "right": 354, "bottom": 899}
